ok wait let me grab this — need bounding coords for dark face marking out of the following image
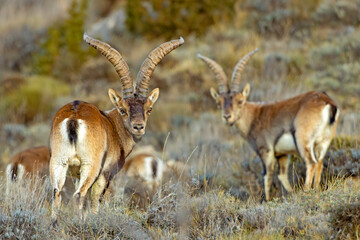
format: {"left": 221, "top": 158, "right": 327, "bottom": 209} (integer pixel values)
{"left": 223, "top": 94, "right": 233, "bottom": 117}
{"left": 215, "top": 91, "right": 247, "bottom": 126}
{"left": 217, "top": 92, "right": 236, "bottom": 125}
{"left": 118, "top": 96, "right": 153, "bottom": 139}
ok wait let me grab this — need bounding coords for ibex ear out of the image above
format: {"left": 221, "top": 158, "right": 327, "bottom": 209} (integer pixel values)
{"left": 210, "top": 87, "right": 219, "bottom": 101}
{"left": 108, "top": 89, "right": 121, "bottom": 107}
{"left": 148, "top": 88, "right": 159, "bottom": 104}
{"left": 242, "top": 83, "right": 251, "bottom": 98}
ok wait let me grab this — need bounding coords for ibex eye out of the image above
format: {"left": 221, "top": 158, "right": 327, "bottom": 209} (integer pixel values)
{"left": 147, "top": 107, "right": 152, "bottom": 114}
{"left": 238, "top": 100, "right": 243, "bottom": 105}
{"left": 120, "top": 108, "right": 127, "bottom": 116}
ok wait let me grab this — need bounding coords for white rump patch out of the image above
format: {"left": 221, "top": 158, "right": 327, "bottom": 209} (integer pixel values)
{"left": 143, "top": 156, "right": 156, "bottom": 183}
{"left": 275, "top": 133, "right": 296, "bottom": 154}
{"left": 142, "top": 157, "right": 164, "bottom": 184}
{"left": 155, "top": 158, "right": 164, "bottom": 183}
{"left": 6, "top": 164, "right": 12, "bottom": 182}
{"left": 17, "top": 164, "right": 25, "bottom": 181}
{"left": 60, "top": 118, "right": 69, "bottom": 141}
{"left": 77, "top": 119, "right": 86, "bottom": 143}
{"left": 6, "top": 164, "right": 25, "bottom": 182}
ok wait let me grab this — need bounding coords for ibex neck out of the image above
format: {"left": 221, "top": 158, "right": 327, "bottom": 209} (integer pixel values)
{"left": 106, "top": 108, "right": 136, "bottom": 154}
{"left": 235, "top": 102, "right": 260, "bottom": 139}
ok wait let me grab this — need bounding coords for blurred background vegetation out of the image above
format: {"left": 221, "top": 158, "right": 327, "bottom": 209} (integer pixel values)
{"left": 0, "top": 0, "right": 359, "bottom": 238}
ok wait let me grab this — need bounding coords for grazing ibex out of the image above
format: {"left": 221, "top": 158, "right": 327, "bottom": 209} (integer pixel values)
{"left": 6, "top": 146, "right": 50, "bottom": 194}
{"left": 50, "top": 33, "right": 184, "bottom": 221}
{"left": 123, "top": 146, "right": 188, "bottom": 187}
{"left": 120, "top": 146, "right": 188, "bottom": 208}
{"left": 198, "top": 49, "right": 340, "bottom": 201}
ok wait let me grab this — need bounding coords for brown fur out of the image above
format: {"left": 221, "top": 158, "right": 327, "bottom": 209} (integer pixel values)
{"left": 50, "top": 92, "right": 158, "bottom": 220}
{"left": 6, "top": 146, "right": 50, "bottom": 182}
{"left": 211, "top": 88, "right": 339, "bottom": 201}
{"left": 119, "top": 146, "right": 189, "bottom": 209}
{"left": 201, "top": 52, "right": 339, "bottom": 201}
{"left": 50, "top": 35, "right": 182, "bottom": 223}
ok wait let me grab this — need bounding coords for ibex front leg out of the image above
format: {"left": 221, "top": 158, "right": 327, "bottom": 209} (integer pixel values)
{"left": 90, "top": 174, "right": 107, "bottom": 214}
{"left": 260, "top": 148, "right": 276, "bottom": 201}
{"left": 277, "top": 155, "right": 293, "bottom": 193}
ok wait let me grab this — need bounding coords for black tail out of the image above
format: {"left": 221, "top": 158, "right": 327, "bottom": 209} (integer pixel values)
{"left": 67, "top": 119, "right": 78, "bottom": 145}
{"left": 329, "top": 104, "right": 338, "bottom": 125}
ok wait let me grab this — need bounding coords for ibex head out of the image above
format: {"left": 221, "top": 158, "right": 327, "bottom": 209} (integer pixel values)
{"left": 198, "top": 49, "right": 257, "bottom": 126}
{"left": 84, "top": 33, "right": 184, "bottom": 140}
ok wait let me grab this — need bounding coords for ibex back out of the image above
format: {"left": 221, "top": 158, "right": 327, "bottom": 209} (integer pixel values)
{"left": 50, "top": 33, "right": 184, "bottom": 222}
{"left": 6, "top": 146, "right": 50, "bottom": 194}
{"left": 198, "top": 49, "right": 339, "bottom": 201}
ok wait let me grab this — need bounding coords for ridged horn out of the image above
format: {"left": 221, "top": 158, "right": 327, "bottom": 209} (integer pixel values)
{"left": 83, "top": 33, "right": 134, "bottom": 98}
{"left": 230, "top": 48, "right": 258, "bottom": 93}
{"left": 197, "top": 54, "right": 228, "bottom": 94}
{"left": 135, "top": 37, "right": 185, "bottom": 98}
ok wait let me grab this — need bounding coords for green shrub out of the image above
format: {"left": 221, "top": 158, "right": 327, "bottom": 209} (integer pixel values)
{"left": 313, "top": 0, "right": 360, "bottom": 26}
{"left": 331, "top": 136, "right": 359, "bottom": 150}
{"left": 32, "top": 0, "right": 95, "bottom": 80}
{"left": 244, "top": 0, "right": 319, "bottom": 38}
{"left": 125, "top": 0, "right": 236, "bottom": 39}
{"left": 0, "top": 75, "right": 70, "bottom": 123}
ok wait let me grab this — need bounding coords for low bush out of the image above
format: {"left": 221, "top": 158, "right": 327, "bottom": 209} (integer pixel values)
{"left": 330, "top": 202, "right": 360, "bottom": 239}
{"left": 0, "top": 75, "right": 70, "bottom": 123}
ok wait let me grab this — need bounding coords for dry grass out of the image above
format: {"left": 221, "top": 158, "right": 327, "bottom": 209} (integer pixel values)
{"left": 0, "top": 0, "right": 71, "bottom": 35}
{"left": 0, "top": 0, "right": 359, "bottom": 238}
{"left": 0, "top": 173, "right": 358, "bottom": 239}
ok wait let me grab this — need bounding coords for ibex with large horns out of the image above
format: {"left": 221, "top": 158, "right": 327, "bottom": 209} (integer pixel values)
{"left": 50, "top": 33, "right": 184, "bottom": 221}
{"left": 198, "top": 49, "right": 340, "bottom": 201}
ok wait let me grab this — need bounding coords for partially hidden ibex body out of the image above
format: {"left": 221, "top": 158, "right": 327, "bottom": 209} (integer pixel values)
{"left": 6, "top": 146, "right": 50, "bottom": 194}
{"left": 50, "top": 33, "right": 184, "bottom": 221}
{"left": 120, "top": 146, "right": 188, "bottom": 208}
{"left": 198, "top": 49, "right": 340, "bottom": 201}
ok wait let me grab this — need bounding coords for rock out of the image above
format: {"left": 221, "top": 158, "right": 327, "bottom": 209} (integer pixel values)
{"left": 87, "top": 9, "right": 126, "bottom": 42}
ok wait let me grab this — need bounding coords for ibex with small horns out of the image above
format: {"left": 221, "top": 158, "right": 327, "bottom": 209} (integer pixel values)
{"left": 198, "top": 49, "right": 340, "bottom": 201}
{"left": 50, "top": 33, "right": 184, "bottom": 221}
{"left": 6, "top": 146, "right": 50, "bottom": 195}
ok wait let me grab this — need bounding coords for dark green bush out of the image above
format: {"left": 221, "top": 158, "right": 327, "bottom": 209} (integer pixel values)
{"left": 313, "top": 0, "right": 360, "bottom": 26}
{"left": 125, "top": 0, "right": 236, "bottom": 39}
{"left": 32, "top": 0, "right": 95, "bottom": 80}
{"left": 0, "top": 75, "right": 70, "bottom": 123}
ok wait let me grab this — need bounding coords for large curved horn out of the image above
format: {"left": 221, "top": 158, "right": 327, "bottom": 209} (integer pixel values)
{"left": 230, "top": 48, "right": 258, "bottom": 93}
{"left": 135, "top": 37, "right": 184, "bottom": 98}
{"left": 83, "top": 33, "right": 134, "bottom": 98}
{"left": 197, "top": 54, "right": 228, "bottom": 94}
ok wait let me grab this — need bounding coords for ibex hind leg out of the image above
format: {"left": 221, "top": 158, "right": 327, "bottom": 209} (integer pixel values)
{"left": 313, "top": 137, "right": 333, "bottom": 190}
{"left": 5, "top": 164, "right": 13, "bottom": 196}
{"left": 73, "top": 156, "right": 103, "bottom": 218}
{"left": 313, "top": 110, "right": 339, "bottom": 190}
{"left": 50, "top": 157, "right": 69, "bottom": 223}
{"left": 294, "top": 130, "right": 318, "bottom": 191}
